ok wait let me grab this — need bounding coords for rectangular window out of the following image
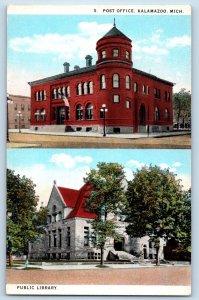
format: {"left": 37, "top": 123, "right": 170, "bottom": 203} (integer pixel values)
{"left": 113, "top": 49, "right": 119, "bottom": 57}
{"left": 134, "top": 82, "right": 138, "bottom": 93}
{"left": 48, "top": 232, "right": 51, "bottom": 248}
{"left": 67, "top": 227, "right": 70, "bottom": 247}
{"left": 126, "top": 100, "right": 131, "bottom": 109}
{"left": 113, "top": 95, "right": 120, "bottom": 103}
{"left": 101, "top": 51, "right": 106, "bottom": 58}
{"left": 147, "top": 86, "right": 149, "bottom": 94}
{"left": 126, "top": 51, "right": 130, "bottom": 59}
{"left": 53, "top": 231, "right": 57, "bottom": 247}
{"left": 21, "top": 104, "right": 24, "bottom": 111}
{"left": 84, "top": 227, "right": 89, "bottom": 246}
{"left": 14, "top": 104, "right": 17, "bottom": 110}
{"left": 59, "top": 229, "right": 62, "bottom": 248}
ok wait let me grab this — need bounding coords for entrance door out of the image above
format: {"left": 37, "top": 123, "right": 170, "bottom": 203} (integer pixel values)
{"left": 114, "top": 238, "right": 124, "bottom": 251}
{"left": 57, "top": 107, "right": 65, "bottom": 124}
{"left": 139, "top": 104, "right": 146, "bottom": 125}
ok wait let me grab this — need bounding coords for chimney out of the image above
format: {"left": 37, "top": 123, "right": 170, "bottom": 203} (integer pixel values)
{"left": 74, "top": 65, "right": 80, "bottom": 70}
{"left": 85, "top": 55, "right": 93, "bottom": 67}
{"left": 63, "top": 62, "right": 70, "bottom": 73}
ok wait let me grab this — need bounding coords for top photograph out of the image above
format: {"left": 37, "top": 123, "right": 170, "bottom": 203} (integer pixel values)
{"left": 7, "top": 5, "right": 191, "bottom": 149}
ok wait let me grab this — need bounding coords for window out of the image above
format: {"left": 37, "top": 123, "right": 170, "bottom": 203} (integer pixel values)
{"left": 14, "top": 104, "right": 17, "bottom": 110}
{"left": 101, "top": 50, "right": 106, "bottom": 58}
{"left": 34, "top": 109, "right": 40, "bottom": 121}
{"left": 21, "top": 104, "right": 24, "bottom": 111}
{"left": 134, "top": 82, "right": 138, "bottom": 93}
{"left": 154, "top": 88, "right": 161, "bottom": 99}
{"left": 67, "top": 86, "right": 70, "bottom": 97}
{"left": 52, "top": 89, "right": 57, "bottom": 99}
{"left": 67, "top": 227, "right": 70, "bottom": 247}
{"left": 155, "top": 107, "right": 160, "bottom": 121}
{"left": 86, "top": 103, "right": 93, "bottom": 120}
{"left": 113, "top": 95, "right": 120, "bottom": 103}
{"left": 84, "top": 227, "right": 89, "bottom": 246}
{"left": 143, "top": 85, "right": 146, "bottom": 94}
{"left": 100, "top": 75, "right": 106, "bottom": 89}
{"left": 88, "top": 81, "right": 93, "bottom": 94}
{"left": 76, "top": 104, "right": 83, "bottom": 120}
{"left": 59, "top": 229, "right": 62, "bottom": 248}
{"left": 41, "top": 108, "right": 46, "bottom": 122}
{"left": 168, "top": 92, "right": 170, "bottom": 102}
{"left": 77, "top": 83, "right": 82, "bottom": 95}
{"left": 53, "top": 231, "right": 57, "bottom": 247}
{"left": 113, "top": 73, "right": 119, "bottom": 88}
{"left": 83, "top": 82, "right": 88, "bottom": 95}
{"left": 66, "top": 107, "right": 70, "bottom": 120}
{"left": 126, "top": 100, "right": 131, "bottom": 109}
{"left": 48, "top": 232, "right": 51, "bottom": 248}
{"left": 146, "top": 86, "right": 150, "bottom": 95}
{"left": 28, "top": 104, "right": 30, "bottom": 111}
{"left": 165, "top": 109, "right": 169, "bottom": 121}
{"left": 126, "top": 51, "right": 130, "bottom": 59}
{"left": 164, "top": 91, "right": 168, "bottom": 101}
{"left": 113, "top": 49, "right": 119, "bottom": 57}
{"left": 126, "top": 75, "right": 130, "bottom": 89}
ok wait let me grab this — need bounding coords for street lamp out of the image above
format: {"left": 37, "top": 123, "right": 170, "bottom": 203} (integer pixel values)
{"left": 100, "top": 104, "right": 108, "bottom": 137}
{"left": 7, "top": 94, "right": 13, "bottom": 143}
{"left": 16, "top": 111, "right": 23, "bottom": 133}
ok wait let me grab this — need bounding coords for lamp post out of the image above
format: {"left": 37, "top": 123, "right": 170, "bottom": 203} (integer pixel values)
{"left": 7, "top": 94, "right": 13, "bottom": 143}
{"left": 16, "top": 111, "right": 23, "bottom": 133}
{"left": 100, "top": 104, "right": 108, "bottom": 137}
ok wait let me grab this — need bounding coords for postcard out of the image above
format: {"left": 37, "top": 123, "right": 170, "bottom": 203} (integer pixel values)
{"left": 6, "top": 4, "right": 191, "bottom": 296}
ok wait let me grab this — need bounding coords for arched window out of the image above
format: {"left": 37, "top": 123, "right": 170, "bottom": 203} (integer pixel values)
{"left": 134, "top": 82, "right": 138, "bottom": 93}
{"left": 58, "top": 88, "right": 61, "bottom": 98}
{"left": 113, "top": 74, "right": 119, "bottom": 88}
{"left": 62, "top": 87, "right": 66, "bottom": 96}
{"left": 35, "top": 91, "right": 39, "bottom": 101}
{"left": 52, "top": 205, "right": 57, "bottom": 222}
{"left": 41, "top": 108, "right": 46, "bottom": 122}
{"left": 67, "top": 86, "right": 70, "bottom": 97}
{"left": 86, "top": 103, "right": 93, "bottom": 120}
{"left": 39, "top": 91, "right": 43, "bottom": 101}
{"left": 88, "top": 81, "right": 93, "bottom": 94}
{"left": 125, "top": 75, "right": 130, "bottom": 89}
{"left": 77, "top": 83, "right": 82, "bottom": 95}
{"left": 155, "top": 107, "right": 160, "bottom": 121}
{"left": 83, "top": 82, "right": 88, "bottom": 95}
{"left": 165, "top": 109, "right": 169, "bottom": 121}
{"left": 76, "top": 104, "right": 83, "bottom": 120}
{"left": 44, "top": 90, "right": 47, "bottom": 100}
{"left": 100, "top": 75, "right": 106, "bottom": 89}
{"left": 143, "top": 85, "right": 146, "bottom": 94}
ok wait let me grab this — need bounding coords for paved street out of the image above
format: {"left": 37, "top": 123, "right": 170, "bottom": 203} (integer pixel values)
{"left": 7, "top": 131, "right": 191, "bottom": 148}
{"left": 6, "top": 265, "right": 191, "bottom": 286}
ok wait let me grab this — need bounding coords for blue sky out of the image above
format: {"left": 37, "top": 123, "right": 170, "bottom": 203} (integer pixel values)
{"left": 7, "top": 8, "right": 191, "bottom": 96}
{"left": 7, "top": 149, "right": 191, "bottom": 207}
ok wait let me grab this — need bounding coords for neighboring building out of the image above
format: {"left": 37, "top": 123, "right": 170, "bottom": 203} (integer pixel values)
{"left": 28, "top": 24, "right": 173, "bottom": 134}
{"left": 7, "top": 94, "right": 31, "bottom": 129}
{"left": 29, "top": 181, "right": 165, "bottom": 261}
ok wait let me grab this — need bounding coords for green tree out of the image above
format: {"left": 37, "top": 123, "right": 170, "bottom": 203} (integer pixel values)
{"left": 84, "top": 162, "right": 127, "bottom": 265}
{"left": 7, "top": 169, "right": 42, "bottom": 263}
{"left": 173, "top": 88, "right": 191, "bottom": 129}
{"left": 125, "top": 165, "right": 190, "bottom": 265}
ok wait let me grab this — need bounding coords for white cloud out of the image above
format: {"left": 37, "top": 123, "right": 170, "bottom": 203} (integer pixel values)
{"left": 172, "top": 162, "right": 182, "bottom": 168}
{"left": 126, "top": 160, "right": 147, "bottom": 169}
{"left": 49, "top": 153, "right": 93, "bottom": 169}
{"left": 9, "top": 21, "right": 111, "bottom": 61}
{"left": 166, "top": 35, "right": 191, "bottom": 48}
{"left": 158, "top": 163, "right": 169, "bottom": 169}
{"left": 124, "top": 167, "right": 134, "bottom": 180}
{"left": 176, "top": 173, "right": 191, "bottom": 191}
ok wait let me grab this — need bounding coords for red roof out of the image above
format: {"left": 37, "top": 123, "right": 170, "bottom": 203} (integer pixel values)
{"left": 67, "top": 184, "right": 96, "bottom": 219}
{"left": 58, "top": 186, "right": 79, "bottom": 208}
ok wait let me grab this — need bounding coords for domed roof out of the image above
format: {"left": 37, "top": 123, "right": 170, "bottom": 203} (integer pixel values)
{"left": 102, "top": 25, "right": 130, "bottom": 40}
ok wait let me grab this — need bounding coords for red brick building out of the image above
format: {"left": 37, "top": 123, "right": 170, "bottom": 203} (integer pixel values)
{"left": 29, "top": 24, "right": 173, "bottom": 133}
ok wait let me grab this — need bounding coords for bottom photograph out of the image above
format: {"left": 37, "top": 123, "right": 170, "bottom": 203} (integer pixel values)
{"left": 6, "top": 148, "right": 191, "bottom": 296}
